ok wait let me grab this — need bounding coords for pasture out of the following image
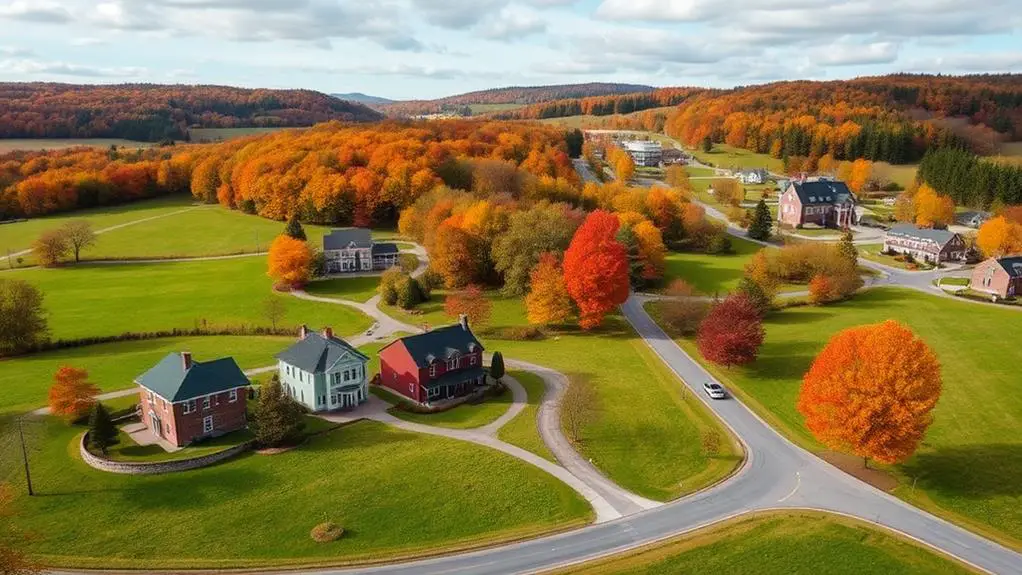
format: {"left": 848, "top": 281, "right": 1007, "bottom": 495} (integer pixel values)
{"left": 0, "top": 139, "right": 153, "bottom": 153}
{"left": 663, "top": 237, "right": 764, "bottom": 295}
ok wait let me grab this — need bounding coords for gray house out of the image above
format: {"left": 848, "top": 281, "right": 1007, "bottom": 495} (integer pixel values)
{"left": 275, "top": 326, "right": 370, "bottom": 412}
{"left": 323, "top": 228, "right": 399, "bottom": 273}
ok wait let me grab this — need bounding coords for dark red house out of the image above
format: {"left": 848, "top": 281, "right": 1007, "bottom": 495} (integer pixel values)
{"left": 135, "top": 352, "right": 251, "bottom": 447}
{"left": 379, "top": 316, "right": 485, "bottom": 405}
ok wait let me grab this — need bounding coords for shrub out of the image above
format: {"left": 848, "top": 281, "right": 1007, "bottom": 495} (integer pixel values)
{"left": 705, "top": 231, "right": 732, "bottom": 254}
{"left": 418, "top": 267, "right": 444, "bottom": 292}
{"left": 494, "top": 325, "right": 545, "bottom": 341}
{"left": 310, "top": 522, "right": 345, "bottom": 543}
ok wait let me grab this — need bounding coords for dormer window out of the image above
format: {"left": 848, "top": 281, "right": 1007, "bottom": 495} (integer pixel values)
{"left": 447, "top": 356, "right": 459, "bottom": 370}
{"left": 429, "top": 363, "right": 437, "bottom": 377}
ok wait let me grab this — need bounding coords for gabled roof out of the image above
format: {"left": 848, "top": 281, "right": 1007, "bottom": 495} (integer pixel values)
{"left": 136, "top": 354, "right": 250, "bottom": 402}
{"left": 390, "top": 324, "right": 485, "bottom": 369}
{"left": 372, "top": 243, "right": 399, "bottom": 256}
{"left": 789, "top": 180, "right": 854, "bottom": 205}
{"left": 994, "top": 256, "right": 1022, "bottom": 278}
{"left": 323, "top": 228, "right": 373, "bottom": 250}
{"left": 886, "top": 224, "right": 959, "bottom": 249}
{"left": 276, "top": 331, "right": 369, "bottom": 373}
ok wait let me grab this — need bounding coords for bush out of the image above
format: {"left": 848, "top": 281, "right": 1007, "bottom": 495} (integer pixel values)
{"left": 705, "top": 232, "right": 733, "bottom": 255}
{"left": 310, "top": 522, "right": 345, "bottom": 543}
{"left": 418, "top": 267, "right": 444, "bottom": 292}
{"left": 493, "top": 325, "right": 546, "bottom": 341}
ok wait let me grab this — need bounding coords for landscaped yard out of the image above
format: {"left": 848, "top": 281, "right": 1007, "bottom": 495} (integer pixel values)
{"left": 6, "top": 258, "right": 373, "bottom": 341}
{"left": 376, "top": 384, "right": 514, "bottom": 430}
{"left": 554, "top": 512, "right": 972, "bottom": 575}
{"left": 663, "top": 237, "right": 764, "bottom": 295}
{"left": 0, "top": 335, "right": 294, "bottom": 415}
{"left": 100, "top": 427, "right": 256, "bottom": 463}
{"left": 381, "top": 289, "right": 530, "bottom": 333}
{"left": 1, "top": 418, "right": 592, "bottom": 569}
{"left": 649, "top": 287, "right": 1022, "bottom": 548}
{"left": 305, "top": 276, "right": 382, "bottom": 303}
{"left": 857, "top": 244, "right": 933, "bottom": 270}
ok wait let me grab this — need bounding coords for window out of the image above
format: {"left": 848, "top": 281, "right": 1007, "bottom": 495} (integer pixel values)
{"left": 447, "top": 357, "right": 458, "bottom": 370}
{"left": 409, "top": 383, "right": 416, "bottom": 394}
{"left": 229, "top": 389, "right": 238, "bottom": 403}
{"left": 343, "top": 370, "right": 350, "bottom": 382}
{"left": 147, "top": 390, "right": 154, "bottom": 403}
{"left": 470, "top": 355, "right": 477, "bottom": 366}
{"left": 429, "top": 363, "right": 437, "bottom": 377}
{"left": 183, "top": 399, "right": 196, "bottom": 414}
{"left": 203, "top": 416, "right": 214, "bottom": 433}
{"left": 203, "top": 396, "right": 211, "bottom": 410}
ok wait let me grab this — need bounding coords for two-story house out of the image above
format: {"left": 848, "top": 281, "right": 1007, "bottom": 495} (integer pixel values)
{"left": 882, "top": 224, "right": 967, "bottom": 264}
{"left": 378, "top": 316, "right": 486, "bottom": 405}
{"left": 971, "top": 256, "right": 1022, "bottom": 299}
{"left": 777, "top": 179, "right": 857, "bottom": 229}
{"left": 275, "top": 325, "right": 370, "bottom": 412}
{"left": 322, "top": 228, "right": 399, "bottom": 274}
{"left": 135, "top": 352, "right": 251, "bottom": 448}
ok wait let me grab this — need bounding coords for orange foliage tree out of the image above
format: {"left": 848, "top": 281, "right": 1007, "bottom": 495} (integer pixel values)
{"left": 32, "top": 229, "right": 69, "bottom": 267}
{"left": 444, "top": 284, "right": 492, "bottom": 328}
{"left": 808, "top": 274, "right": 837, "bottom": 305}
{"left": 976, "top": 216, "right": 1022, "bottom": 257}
{"left": 562, "top": 210, "right": 630, "bottom": 329}
{"left": 797, "top": 320, "right": 942, "bottom": 466}
{"left": 431, "top": 220, "right": 487, "bottom": 288}
{"left": 267, "top": 235, "right": 313, "bottom": 290}
{"left": 525, "top": 253, "right": 573, "bottom": 326}
{"left": 914, "top": 184, "right": 955, "bottom": 228}
{"left": 848, "top": 158, "right": 873, "bottom": 193}
{"left": 48, "top": 366, "right": 100, "bottom": 419}
{"left": 633, "top": 220, "right": 667, "bottom": 281}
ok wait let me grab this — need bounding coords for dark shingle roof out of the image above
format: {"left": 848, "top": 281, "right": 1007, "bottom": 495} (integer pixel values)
{"left": 136, "top": 354, "right": 250, "bottom": 402}
{"left": 276, "top": 331, "right": 368, "bottom": 373}
{"left": 886, "top": 224, "right": 958, "bottom": 249}
{"left": 790, "top": 180, "right": 854, "bottom": 205}
{"left": 394, "top": 324, "right": 484, "bottom": 369}
{"left": 372, "top": 243, "right": 399, "bottom": 256}
{"left": 995, "top": 256, "right": 1022, "bottom": 278}
{"left": 424, "top": 366, "right": 486, "bottom": 389}
{"left": 323, "top": 228, "right": 373, "bottom": 250}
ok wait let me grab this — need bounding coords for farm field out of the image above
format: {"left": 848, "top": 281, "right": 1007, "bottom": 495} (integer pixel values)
{"left": 554, "top": 512, "right": 972, "bottom": 575}
{"left": 0, "top": 138, "right": 153, "bottom": 153}
{"left": 468, "top": 103, "right": 525, "bottom": 115}
{"left": 188, "top": 127, "right": 290, "bottom": 142}
{"left": 0, "top": 419, "right": 592, "bottom": 569}
{"left": 5, "top": 257, "right": 372, "bottom": 340}
{"left": 663, "top": 237, "right": 764, "bottom": 295}
{"left": 650, "top": 288, "right": 1022, "bottom": 548}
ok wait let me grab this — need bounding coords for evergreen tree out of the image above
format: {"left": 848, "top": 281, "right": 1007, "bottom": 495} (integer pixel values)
{"left": 88, "top": 402, "right": 119, "bottom": 455}
{"left": 284, "top": 215, "right": 307, "bottom": 241}
{"left": 747, "top": 199, "right": 773, "bottom": 241}
{"left": 490, "top": 351, "right": 505, "bottom": 383}
{"left": 701, "top": 136, "right": 713, "bottom": 153}
{"left": 839, "top": 231, "right": 858, "bottom": 267}
{"left": 251, "top": 376, "right": 307, "bottom": 448}
{"left": 735, "top": 277, "right": 772, "bottom": 317}
{"left": 565, "top": 129, "right": 584, "bottom": 158}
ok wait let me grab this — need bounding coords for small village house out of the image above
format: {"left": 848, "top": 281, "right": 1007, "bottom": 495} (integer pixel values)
{"left": 135, "top": 352, "right": 251, "bottom": 448}
{"left": 970, "top": 256, "right": 1022, "bottom": 299}
{"left": 378, "top": 316, "right": 486, "bottom": 405}
{"left": 276, "top": 326, "right": 370, "bottom": 412}
{"left": 777, "top": 178, "right": 857, "bottom": 229}
{"left": 322, "top": 228, "right": 399, "bottom": 274}
{"left": 882, "top": 224, "right": 968, "bottom": 264}
{"left": 737, "top": 168, "right": 768, "bottom": 185}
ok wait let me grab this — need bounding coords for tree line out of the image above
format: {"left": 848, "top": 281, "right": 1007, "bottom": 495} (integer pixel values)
{"left": 380, "top": 82, "right": 654, "bottom": 117}
{"left": 917, "top": 147, "right": 1022, "bottom": 208}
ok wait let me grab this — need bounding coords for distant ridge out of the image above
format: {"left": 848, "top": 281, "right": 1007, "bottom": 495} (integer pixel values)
{"left": 332, "top": 92, "right": 397, "bottom": 105}
{"left": 381, "top": 82, "right": 654, "bottom": 117}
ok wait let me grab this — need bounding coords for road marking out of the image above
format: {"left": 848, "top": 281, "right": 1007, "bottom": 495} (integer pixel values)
{"left": 778, "top": 471, "right": 801, "bottom": 503}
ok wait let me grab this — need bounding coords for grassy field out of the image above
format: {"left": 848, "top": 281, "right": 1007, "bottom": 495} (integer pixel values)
{"left": 651, "top": 288, "right": 1022, "bottom": 547}
{"left": 857, "top": 244, "right": 933, "bottom": 270}
{"left": 690, "top": 143, "right": 784, "bottom": 173}
{"left": 305, "top": 277, "right": 382, "bottom": 303}
{"left": 0, "top": 139, "right": 153, "bottom": 153}
{"left": 381, "top": 385, "right": 514, "bottom": 430}
{"left": 468, "top": 103, "right": 525, "bottom": 115}
{"left": 0, "top": 335, "right": 294, "bottom": 415}
{"left": 188, "top": 127, "right": 289, "bottom": 142}
{"left": 1, "top": 418, "right": 592, "bottom": 569}
{"left": 381, "top": 289, "right": 530, "bottom": 332}
{"left": 6, "top": 258, "right": 372, "bottom": 341}
{"left": 498, "top": 370, "right": 556, "bottom": 462}
{"left": 555, "top": 512, "right": 972, "bottom": 575}
{"left": 101, "top": 428, "right": 255, "bottom": 462}
{"left": 663, "top": 237, "right": 764, "bottom": 295}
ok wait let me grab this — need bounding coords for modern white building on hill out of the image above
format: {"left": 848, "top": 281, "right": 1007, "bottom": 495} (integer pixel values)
{"left": 622, "top": 140, "right": 663, "bottom": 167}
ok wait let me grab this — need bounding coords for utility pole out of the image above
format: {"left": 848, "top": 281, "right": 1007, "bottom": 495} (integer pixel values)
{"left": 18, "top": 418, "right": 33, "bottom": 496}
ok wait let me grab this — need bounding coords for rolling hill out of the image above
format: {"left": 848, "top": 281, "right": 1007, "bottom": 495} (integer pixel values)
{"left": 381, "top": 82, "right": 654, "bottom": 117}
{"left": 332, "top": 92, "right": 397, "bottom": 106}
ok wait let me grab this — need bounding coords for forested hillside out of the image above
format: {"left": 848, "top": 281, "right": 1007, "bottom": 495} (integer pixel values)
{"left": 381, "top": 83, "right": 653, "bottom": 117}
{"left": 0, "top": 83, "right": 383, "bottom": 142}
{"left": 498, "top": 87, "right": 705, "bottom": 120}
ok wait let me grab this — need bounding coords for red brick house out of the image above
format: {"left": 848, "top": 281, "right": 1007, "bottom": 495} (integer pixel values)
{"left": 378, "top": 316, "right": 485, "bottom": 405}
{"left": 135, "top": 352, "right": 251, "bottom": 448}
{"left": 778, "top": 179, "right": 857, "bottom": 229}
{"left": 970, "top": 256, "right": 1022, "bottom": 299}
{"left": 882, "top": 224, "right": 967, "bottom": 264}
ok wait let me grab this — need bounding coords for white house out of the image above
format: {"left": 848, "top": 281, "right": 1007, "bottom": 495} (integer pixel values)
{"left": 322, "top": 228, "right": 399, "bottom": 274}
{"left": 737, "top": 169, "right": 768, "bottom": 185}
{"left": 275, "top": 326, "right": 370, "bottom": 412}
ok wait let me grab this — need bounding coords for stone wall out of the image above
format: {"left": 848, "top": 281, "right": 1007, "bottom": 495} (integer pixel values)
{"left": 80, "top": 432, "right": 253, "bottom": 475}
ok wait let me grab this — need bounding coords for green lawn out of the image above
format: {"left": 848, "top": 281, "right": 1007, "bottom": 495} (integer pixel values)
{"left": 305, "top": 277, "right": 382, "bottom": 303}
{"left": 377, "top": 385, "right": 515, "bottom": 430}
{"left": 0, "top": 139, "right": 153, "bottom": 153}
{"left": 663, "top": 237, "right": 764, "bottom": 295}
{"left": 938, "top": 277, "right": 970, "bottom": 288}
{"left": 787, "top": 227, "right": 844, "bottom": 238}
{"left": 1, "top": 418, "right": 592, "bottom": 569}
{"left": 498, "top": 370, "right": 556, "bottom": 462}
{"left": 689, "top": 143, "right": 784, "bottom": 173}
{"left": 0, "top": 336, "right": 293, "bottom": 415}
{"left": 858, "top": 244, "right": 933, "bottom": 270}
{"left": 650, "top": 288, "right": 1022, "bottom": 548}
{"left": 685, "top": 166, "right": 717, "bottom": 178}
{"left": 100, "top": 428, "right": 255, "bottom": 462}
{"left": 381, "top": 289, "right": 530, "bottom": 333}
{"left": 6, "top": 257, "right": 372, "bottom": 340}
{"left": 555, "top": 512, "right": 972, "bottom": 575}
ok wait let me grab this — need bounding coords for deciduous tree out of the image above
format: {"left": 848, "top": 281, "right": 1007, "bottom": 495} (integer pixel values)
{"left": 562, "top": 376, "right": 597, "bottom": 444}
{"left": 60, "top": 220, "right": 96, "bottom": 263}
{"left": 492, "top": 203, "right": 580, "bottom": 296}
{"left": 32, "top": 230, "right": 68, "bottom": 268}
{"left": 0, "top": 279, "right": 47, "bottom": 356}
{"left": 633, "top": 220, "right": 666, "bottom": 282}
{"left": 976, "top": 216, "right": 1022, "bottom": 257}
{"left": 808, "top": 274, "right": 837, "bottom": 305}
{"left": 697, "top": 294, "right": 765, "bottom": 368}
{"left": 444, "top": 284, "right": 492, "bottom": 328}
{"left": 48, "top": 366, "right": 99, "bottom": 420}
{"left": 431, "top": 222, "right": 486, "bottom": 289}
{"left": 712, "top": 179, "right": 744, "bottom": 207}
{"left": 267, "top": 235, "right": 313, "bottom": 290}
{"left": 797, "top": 320, "right": 942, "bottom": 466}
{"left": 526, "top": 253, "right": 573, "bottom": 326}
{"left": 251, "top": 376, "right": 307, "bottom": 448}
{"left": 659, "top": 279, "right": 709, "bottom": 336}
{"left": 914, "top": 184, "right": 955, "bottom": 229}
{"left": 263, "top": 296, "right": 286, "bottom": 330}
{"left": 563, "top": 210, "right": 630, "bottom": 329}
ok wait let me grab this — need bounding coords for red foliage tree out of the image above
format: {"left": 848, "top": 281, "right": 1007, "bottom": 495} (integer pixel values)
{"left": 562, "top": 210, "right": 630, "bottom": 329}
{"left": 443, "top": 284, "right": 492, "bottom": 328}
{"left": 697, "top": 294, "right": 765, "bottom": 368}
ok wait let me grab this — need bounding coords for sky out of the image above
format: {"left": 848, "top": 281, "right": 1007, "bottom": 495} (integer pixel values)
{"left": 0, "top": 0, "right": 1020, "bottom": 100}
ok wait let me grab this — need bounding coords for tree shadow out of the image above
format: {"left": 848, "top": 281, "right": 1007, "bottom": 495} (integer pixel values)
{"left": 901, "top": 444, "right": 1022, "bottom": 497}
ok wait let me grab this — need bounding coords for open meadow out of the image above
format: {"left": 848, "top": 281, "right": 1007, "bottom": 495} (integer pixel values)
{"left": 663, "top": 237, "right": 763, "bottom": 295}
{"left": 690, "top": 143, "right": 784, "bottom": 173}
{"left": 0, "top": 139, "right": 154, "bottom": 153}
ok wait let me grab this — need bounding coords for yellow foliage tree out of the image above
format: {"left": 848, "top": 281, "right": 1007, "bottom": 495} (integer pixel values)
{"left": 525, "top": 253, "right": 573, "bottom": 325}
{"left": 914, "top": 184, "right": 955, "bottom": 228}
{"left": 633, "top": 220, "right": 667, "bottom": 280}
{"left": 848, "top": 158, "right": 873, "bottom": 193}
{"left": 976, "top": 216, "right": 1022, "bottom": 258}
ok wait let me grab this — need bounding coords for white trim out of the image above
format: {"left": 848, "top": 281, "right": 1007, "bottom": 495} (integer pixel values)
{"left": 202, "top": 415, "right": 214, "bottom": 433}
{"left": 229, "top": 389, "right": 238, "bottom": 403}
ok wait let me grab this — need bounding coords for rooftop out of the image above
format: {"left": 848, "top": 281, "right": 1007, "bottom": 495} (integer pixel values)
{"left": 886, "top": 224, "right": 958, "bottom": 248}
{"left": 136, "top": 353, "right": 250, "bottom": 402}
{"left": 790, "top": 180, "right": 854, "bottom": 205}
{"left": 323, "top": 228, "right": 373, "bottom": 250}
{"left": 391, "top": 322, "right": 484, "bottom": 369}
{"left": 276, "top": 328, "right": 369, "bottom": 373}
{"left": 995, "top": 256, "right": 1022, "bottom": 278}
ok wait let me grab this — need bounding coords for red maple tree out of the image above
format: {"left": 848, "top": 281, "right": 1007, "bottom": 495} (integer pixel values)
{"left": 562, "top": 210, "right": 630, "bottom": 329}
{"left": 697, "top": 294, "right": 765, "bottom": 368}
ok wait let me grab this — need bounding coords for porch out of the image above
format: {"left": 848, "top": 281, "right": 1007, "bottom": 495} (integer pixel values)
{"left": 424, "top": 367, "right": 487, "bottom": 404}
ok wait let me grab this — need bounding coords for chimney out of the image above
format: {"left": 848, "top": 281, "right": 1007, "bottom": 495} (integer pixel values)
{"left": 459, "top": 314, "right": 469, "bottom": 332}
{"left": 322, "top": 326, "right": 333, "bottom": 339}
{"left": 299, "top": 324, "right": 309, "bottom": 340}
{"left": 182, "top": 352, "right": 192, "bottom": 371}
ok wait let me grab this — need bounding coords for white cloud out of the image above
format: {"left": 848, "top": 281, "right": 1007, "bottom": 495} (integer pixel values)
{"left": 481, "top": 5, "right": 547, "bottom": 40}
{"left": 0, "top": 57, "right": 147, "bottom": 77}
{"left": 0, "top": 46, "right": 34, "bottom": 57}
{"left": 818, "top": 41, "right": 899, "bottom": 66}
{"left": 0, "top": 1, "right": 72, "bottom": 23}
{"left": 70, "top": 37, "right": 109, "bottom": 47}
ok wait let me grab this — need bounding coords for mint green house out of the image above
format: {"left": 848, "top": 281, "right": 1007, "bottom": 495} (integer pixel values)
{"left": 275, "top": 326, "right": 370, "bottom": 412}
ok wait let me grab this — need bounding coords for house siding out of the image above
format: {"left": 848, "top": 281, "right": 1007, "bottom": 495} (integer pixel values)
{"left": 139, "top": 386, "right": 247, "bottom": 448}
{"left": 883, "top": 232, "right": 966, "bottom": 264}
{"left": 379, "top": 341, "right": 484, "bottom": 405}
{"left": 971, "top": 259, "right": 1022, "bottom": 298}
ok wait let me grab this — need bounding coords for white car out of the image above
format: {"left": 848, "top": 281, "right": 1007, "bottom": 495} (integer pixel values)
{"left": 703, "top": 382, "right": 727, "bottom": 400}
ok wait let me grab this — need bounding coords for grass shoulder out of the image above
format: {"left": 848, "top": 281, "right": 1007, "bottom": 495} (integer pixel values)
{"left": 498, "top": 370, "right": 557, "bottom": 462}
